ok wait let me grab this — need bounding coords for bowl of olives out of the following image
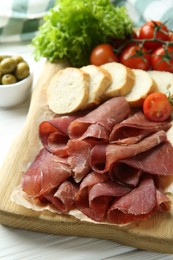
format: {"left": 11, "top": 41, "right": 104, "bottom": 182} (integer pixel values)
{"left": 0, "top": 54, "right": 33, "bottom": 108}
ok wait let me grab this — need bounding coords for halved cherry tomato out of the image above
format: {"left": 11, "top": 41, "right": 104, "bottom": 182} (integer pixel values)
{"left": 120, "top": 44, "right": 150, "bottom": 70}
{"left": 151, "top": 46, "right": 173, "bottom": 72}
{"left": 138, "top": 21, "right": 169, "bottom": 50}
{"left": 90, "top": 43, "right": 118, "bottom": 66}
{"left": 143, "top": 92, "right": 172, "bottom": 122}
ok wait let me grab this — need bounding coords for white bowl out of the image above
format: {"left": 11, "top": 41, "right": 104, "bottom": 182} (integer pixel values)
{"left": 0, "top": 55, "right": 33, "bottom": 108}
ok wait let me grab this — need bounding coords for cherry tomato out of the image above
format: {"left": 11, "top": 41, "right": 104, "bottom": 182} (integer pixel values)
{"left": 90, "top": 43, "right": 118, "bottom": 66}
{"left": 120, "top": 44, "right": 150, "bottom": 70}
{"left": 138, "top": 21, "right": 169, "bottom": 50}
{"left": 169, "top": 33, "right": 173, "bottom": 42}
{"left": 143, "top": 92, "right": 172, "bottom": 122}
{"left": 151, "top": 46, "right": 173, "bottom": 72}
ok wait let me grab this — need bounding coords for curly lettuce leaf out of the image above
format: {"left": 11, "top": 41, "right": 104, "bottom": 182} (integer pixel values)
{"left": 32, "top": 0, "right": 133, "bottom": 67}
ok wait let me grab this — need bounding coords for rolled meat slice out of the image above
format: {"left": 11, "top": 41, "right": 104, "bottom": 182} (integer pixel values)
{"left": 109, "top": 111, "right": 171, "bottom": 145}
{"left": 90, "top": 130, "right": 167, "bottom": 174}
{"left": 22, "top": 149, "right": 71, "bottom": 198}
{"left": 67, "top": 139, "right": 93, "bottom": 183}
{"left": 75, "top": 171, "right": 109, "bottom": 221}
{"left": 68, "top": 97, "right": 130, "bottom": 142}
{"left": 75, "top": 171, "right": 131, "bottom": 222}
{"left": 119, "top": 141, "right": 173, "bottom": 176}
{"left": 42, "top": 181, "right": 79, "bottom": 212}
{"left": 39, "top": 114, "right": 80, "bottom": 157}
{"left": 110, "top": 163, "right": 143, "bottom": 187}
{"left": 107, "top": 176, "right": 157, "bottom": 224}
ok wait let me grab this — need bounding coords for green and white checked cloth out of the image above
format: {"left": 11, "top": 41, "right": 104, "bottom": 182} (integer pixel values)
{"left": 0, "top": 0, "right": 56, "bottom": 43}
{"left": 1, "top": 0, "right": 173, "bottom": 43}
{"left": 114, "top": 0, "right": 173, "bottom": 28}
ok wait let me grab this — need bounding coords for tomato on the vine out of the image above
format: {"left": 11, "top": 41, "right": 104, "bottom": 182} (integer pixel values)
{"left": 138, "top": 21, "right": 169, "bottom": 50}
{"left": 151, "top": 46, "right": 173, "bottom": 72}
{"left": 143, "top": 92, "right": 172, "bottom": 122}
{"left": 120, "top": 44, "right": 150, "bottom": 70}
{"left": 90, "top": 43, "right": 118, "bottom": 66}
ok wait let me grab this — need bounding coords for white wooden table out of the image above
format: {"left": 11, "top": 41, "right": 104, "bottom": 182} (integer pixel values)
{"left": 0, "top": 43, "right": 172, "bottom": 260}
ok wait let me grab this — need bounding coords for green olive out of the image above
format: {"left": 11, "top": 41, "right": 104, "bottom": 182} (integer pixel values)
{"left": 0, "top": 57, "right": 16, "bottom": 74}
{"left": 0, "top": 71, "right": 2, "bottom": 84}
{"left": 15, "top": 62, "right": 30, "bottom": 80}
{"left": 2, "top": 74, "right": 17, "bottom": 85}
{"left": 0, "top": 56, "right": 4, "bottom": 62}
{"left": 12, "top": 55, "right": 24, "bottom": 64}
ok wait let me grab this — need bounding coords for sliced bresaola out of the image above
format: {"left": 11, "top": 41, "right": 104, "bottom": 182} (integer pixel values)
{"left": 118, "top": 141, "right": 173, "bottom": 176}
{"left": 109, "top": 111, "right": 171, "bottom": 145}
{"left": 110, "top": 163, "right": 143, "bottom": 187}
{"left": 107, "top": 175, "right": 171, "bottom": 224}
{"left": 42, "top": 181, "right": 79, "bottom": 212}
{"left": 39, "top": 115, "right": 79, "bottom": 157}
{"left": 75, "top": 171, "right": 109, "bottom": 221}
{"left": 67, "top": 139, "right": 93, "bottom": 183}
{"left": 107, "top": 176, "right": 157, "bottom": 224}
{"left": 68, "top": 97, "right": 130, "bottom": 142}
{"left": 90, "top": 130, "right": 167, "bottom": 174}
{"left": 155, "top": 189, "right": 171, "bottom": 212}
{"left": 75, "top": 172, "right": 131, "bottom": 222}
{"left": 22, "top": 149, "right": 71, "bottom": 198}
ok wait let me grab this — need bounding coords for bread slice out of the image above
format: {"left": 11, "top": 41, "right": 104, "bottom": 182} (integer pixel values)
{"left": 148, "top": 70, "right": 173, "bottom": 97}
{"left": 47, "top": 67, "right": 89, "bottom": 114}
{"left": 80, "top": 65, "right": 112, "bottom": 108}
{"left": 125, "top": 69, "right": 157, "bottom": 107}
{"left": 101, "top": 62, "right": 135, "bottom": 98}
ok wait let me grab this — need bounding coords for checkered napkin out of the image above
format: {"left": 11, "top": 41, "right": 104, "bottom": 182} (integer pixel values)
{"left": 0, "top": 0, "right": 56, "bottom": 43}
{"left": 113, "top": 0, "right": 173, "bottom": 29}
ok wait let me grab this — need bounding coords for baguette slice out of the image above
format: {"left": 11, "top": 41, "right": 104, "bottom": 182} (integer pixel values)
{"left": 80, "top": 65, "right": 112, "bottom": 108}
{"left": 148, "top": 70, "right": 173, "bottom": 97}
{"left": 101, "top": 62, "right": 135, "bottom": 98}
{"left": 125, "top": 69, "right": 157, "bottom": 107}
{"left": 47, "top": 67, "right": 89, "bottom": 114}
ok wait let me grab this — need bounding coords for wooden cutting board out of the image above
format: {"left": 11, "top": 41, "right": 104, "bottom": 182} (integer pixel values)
{"left": 0, "top": 61, "right": 173, "bottom": 254}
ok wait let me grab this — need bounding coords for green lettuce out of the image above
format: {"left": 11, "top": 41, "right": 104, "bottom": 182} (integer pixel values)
{"left": 32, "top": 0, "right": 133, "bottom": 67}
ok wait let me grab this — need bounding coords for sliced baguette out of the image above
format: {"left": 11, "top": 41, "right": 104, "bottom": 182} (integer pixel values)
{"left": 125, "top": 69, "right": 157, "bottom": 107}
{"left": 148, "top": 70, "right": 173, "bottom": 97}
{"left": 80, "top": 65, "right": 112, "bottom": 108}
{"left": 47, "top": 67, "right": 89, "bottom": 114}
{"left": 101, "top": 62, "right": 135, "bottom": 98}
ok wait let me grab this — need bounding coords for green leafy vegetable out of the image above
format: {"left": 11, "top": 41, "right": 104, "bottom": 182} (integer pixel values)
{"left": 32, "top": 0, "right": 133, "bottom": 67}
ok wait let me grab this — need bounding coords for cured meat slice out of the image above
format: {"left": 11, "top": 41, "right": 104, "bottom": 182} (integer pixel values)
{"left": 90, "top": 130, "right": 167, "bottom": 174}
{"left": 67, "top": 140, "right": 92, "bottom": 183}
{"left": 68, "top": 97, "right": 130, "bottom": 141}
{"left": 88, "top": 181, "right": 131, "bottom": 221}
{"left": 43, "top": 181, "right": 79, "bottom": 212}
{"left": 120, "top": 141, "right": 173, "bottom": 176}
{"left": 75, "top": 172, "right": 131, "bottom": 222}
{"left": 39, "top": 115, "right": 79, "bottom": 157}
{"left": 107, "top": 176, "right": 157, "bottom": 224}
{"left": 110, "top": 163, "right": 143, "bottom": 187}
{"left": 75, "top": 172, "right": 109, "bottom": 221}
{"left": 22, "top": 149, "right": 71, "bottom": 197}
{"left": 156, "top": 189, "right": 171, "bottom": 212}
{"left": 109, "top": 111, "right": 171, "bottom": 145}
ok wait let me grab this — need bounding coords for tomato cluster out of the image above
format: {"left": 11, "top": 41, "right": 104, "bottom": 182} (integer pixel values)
{"left": 90, "top": 21, "right": 173, "bottom": 73}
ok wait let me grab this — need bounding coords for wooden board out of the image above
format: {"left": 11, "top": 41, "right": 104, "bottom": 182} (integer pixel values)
{"left": 0, "top": 61, "right": 173, "bottom": 254}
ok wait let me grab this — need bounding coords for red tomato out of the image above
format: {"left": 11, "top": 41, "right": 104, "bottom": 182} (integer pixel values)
{"left": 169, "top": 33, "right": 173, "bottom": 42}
{"left": 143, "top": 92, "right": 172, "bottom": 122}
{"left": 120, "top": 44, "right": 150, "bottom": 70}
{"left": 139, "top": 21, "right": 169, "bottom": 50}
{"left": 90, "top": 43, "right": 118, "bottom": 66}
{"left": 151, "top": 46, "right": 173, "bottom": 72}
